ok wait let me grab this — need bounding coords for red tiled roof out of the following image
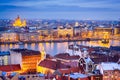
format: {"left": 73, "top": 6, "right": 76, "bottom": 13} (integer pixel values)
{"left": 11, "top": 49, "right": 41, "bottom": 56}
{"left": 54, "top": 53, "right": 80, "bottom": 60}
{"left": 58, "top": 67, "right": 81, "bottom": 74}
{"left": 0, "top": 64, "right": 21, "bottom": 72}
{"left": 91, "top": 56, "right": 119, "bottom": 64}
{"left": 65, "top": 61, "right": 78, "bottom": 67}
{"left": 38, "top": 59, "right": 68, "bottom": 70}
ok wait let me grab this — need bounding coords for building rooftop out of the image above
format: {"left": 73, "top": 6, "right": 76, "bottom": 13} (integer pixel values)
{"left": 55, "top": 67, "right": 81, "bottom": 75}
{"left": 0, "top": 51, "right": 10, "bottom": 56}
{"left": 54, "top": 53, "right": 80, "bottom": 60}
{"left": 64, "top": 61, "right": 78, "bottom": 67}
{"left": 100, "top": 62, "right": 120, "bottom": 70}
{"left": 96, "top": 62, "right": 120, "bottom": 75}
{"left": 65, "top": 73, "right": 88, "bottom": 79}
{"left": 115, "top": 26, "right": 120, "bottom": 28}
{"left": 91, "top": 54, "right": 119, "bottom": 64}
{"left": 38, "top": 59, "right": 68, "bottom": 70}
{"left": 84, "top": 57, "right": 93, "bottom": 63}
{"left": 10, "top": 49, "right": 41, "bottom": 56}
{"left": 95, "top": 27, "right": 112, "bottom": 29}
{"left": 110, "top": 46, "right": 120, "bottom": 51}
{"left": 0, "top": 64, "right": 21, "bottom": 72}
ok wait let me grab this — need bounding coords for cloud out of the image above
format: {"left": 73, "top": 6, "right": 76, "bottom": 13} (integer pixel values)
{"left": 0, "top": 0, "right": 120, "bottom": 20}
{"left": 0, "top": 3, "right": 119, "bottom": 13}
{"left": 1, "top": 0, "right": 120, "bottom": 11}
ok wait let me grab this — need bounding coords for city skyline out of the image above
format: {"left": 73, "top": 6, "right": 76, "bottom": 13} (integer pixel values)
{"left": 0, "top": 0, "right": 120, "bottom": 20}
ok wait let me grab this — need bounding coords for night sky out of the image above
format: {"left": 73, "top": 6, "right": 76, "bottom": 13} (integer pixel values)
{"left": 0, "top": 0, "right": 120, "bottom": 20}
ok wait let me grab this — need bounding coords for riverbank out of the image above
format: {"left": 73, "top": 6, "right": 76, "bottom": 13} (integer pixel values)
{"left": 0, "top": 38, "right": 101, "bottom": 45}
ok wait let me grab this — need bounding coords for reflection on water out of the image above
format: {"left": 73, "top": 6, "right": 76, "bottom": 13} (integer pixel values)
{"left": 0, "top": 40, "right": 120, "bottom": 56}
{"left": 89, "top": 41, "right": 110, "bottom": 48}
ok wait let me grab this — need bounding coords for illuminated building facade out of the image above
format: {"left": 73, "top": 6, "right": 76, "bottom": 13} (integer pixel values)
{"left": 0, "top": 32, "right": 19, "bottom": 42}
{"left": 75, "top": 22, "right": 79, "bottom": 27}
{"left": 0, "top": 51, "right": 10, "bottom": 65}
{"left": 87, "top": 30, "right": 94, "bottom": 38}
{"left": 37, "top": 59, "right": 67, "bottom": 74}
{"left": 57, "top": 27, "right": 73, "bottom": 37}
{"left": 96, "top": 62, "right": 120, "bottom": 80}
{"left": 94, "top": 27, "right": 113, "bottom": 39}
{"left": 10, "top": 49, "right": 42, "bottom": 73}
{"left": 22, "top": 54, "right": 41, "bottom": 73}
{"left": 13, "top": 15, "right": 26, "bottom": 27}
{"left": 114, "top": 27, "right": 120, "bottom": 35}
{"left": 37, "top": 28, "right": 58, "bottom": 38}
{"left": 37, "top": 28, "right": 49, "bottom": 37}
{"left": 19, "top": 32, "right": 40, "bottom": 41}
{"left": 73, "top": 26, "right": 81, "bottom": 36}
{"left": 37, "top": 27, "right": 73, "bottom": 38}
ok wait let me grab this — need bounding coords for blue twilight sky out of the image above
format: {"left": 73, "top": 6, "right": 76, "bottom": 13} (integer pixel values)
{"left": 0, "top": 0, "right": 120, "bottom": 20}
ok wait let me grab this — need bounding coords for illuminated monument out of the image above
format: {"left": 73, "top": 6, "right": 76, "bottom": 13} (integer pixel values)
{"left": 13, "top": 15, "right": 26, "bottom": 27}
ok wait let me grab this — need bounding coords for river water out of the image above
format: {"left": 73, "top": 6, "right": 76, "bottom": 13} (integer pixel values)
{"left": 0, "top": 40, "right": 120, "bottom": 56}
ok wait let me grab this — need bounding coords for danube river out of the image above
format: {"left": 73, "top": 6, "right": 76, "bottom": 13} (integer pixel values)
{"left": 0, "top": 40, "right": 120, "bottom": 56}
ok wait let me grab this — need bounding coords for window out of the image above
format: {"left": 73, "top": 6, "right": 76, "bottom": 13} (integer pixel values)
{"left": 88, "top": 64, "right": 92, "bottom": 68}
{"left": 95, "top": 77, "right": 101, "bottom": 80}
{"left": 104, "top": 71, "right": 108, "bottom": 76}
